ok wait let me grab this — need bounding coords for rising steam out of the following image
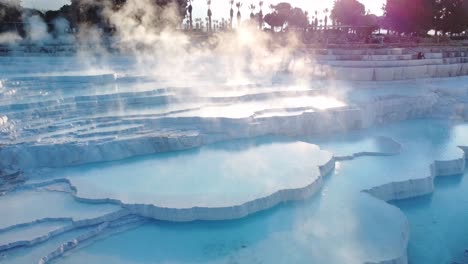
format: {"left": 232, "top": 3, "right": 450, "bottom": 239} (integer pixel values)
{"left": 1, "top": 0, "right": 316, "bottom": 88}
{"left": 98, "top": 0, "right": 313, "bottom": 87}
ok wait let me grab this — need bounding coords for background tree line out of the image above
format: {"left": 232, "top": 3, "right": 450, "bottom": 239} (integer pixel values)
{"left": 252, "top": 0, "right": 468, "bottom": 36}
{"left": 260, "top": 0, "right": 468, "bottom": 36}
{"left": 0, "top": 0, "right": 187, "bottom": 37}
{"left": 1, "top": 0, "right": 468, "bottom": 39}
{"left": 333, "top": 0, "right": 468, "bottom": 36}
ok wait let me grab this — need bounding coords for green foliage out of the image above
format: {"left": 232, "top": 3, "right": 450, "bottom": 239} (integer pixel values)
{"left": 331, "top": 0, "right": 365, "bottom": 26}
{"left": 0, "top": 2, "right": 23, "bottom": 35}
{"left": 263, "top": 2, "right": 307, "bottom": 31}
{"left": 288, "top": 7, "right": 308, "bottom": 28}
{"left": 0, "top": 1, "right": 22, "bottom": 24}
{"left": 70, "top": 0, "right": 187, "bottom": 28}
{"left": 383, "top": 0, "right": 468, "bottom": 35}
{"left": 433, "top": 0, "right": 468, "bottom": 34}
{"left": 2, "top": 0, "right": 468, "bottom": 37}
{"left": 384, "top": 0, "right": 433, "bottom": 34}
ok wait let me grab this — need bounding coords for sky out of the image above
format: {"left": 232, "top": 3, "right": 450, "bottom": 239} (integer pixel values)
{"left": 22, "top": 0, "right": 386, "bottom": 20}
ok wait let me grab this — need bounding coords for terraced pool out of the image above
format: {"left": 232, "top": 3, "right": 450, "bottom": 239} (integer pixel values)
{"left": 1, "top": 56, "right": 468, "bottom": 264}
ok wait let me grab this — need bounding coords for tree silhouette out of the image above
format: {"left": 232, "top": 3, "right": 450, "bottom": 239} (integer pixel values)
{"left": 249, "top": 4, "right": 256, "bottom": 20}
{"left": 289, "top": 7, "right": 308, "bottom": 30}
{"left": 187, "top": 0, "right": 193, "bottom": 30}
{"left": 207, "top": 0, "right": 212, "bottom": 32}
{"left": 433, "top": 0, "right": 468, "bottom": 35}
{"left": 229, "top": 0, "right": 234, "bottom": 29}
{"left": 384, "top": 0, "right": 432, "bottom": 34}
{"left": 264, "top": 3, "right": 288, "bottom": 32}
{"left": 314, "top": 10, "right": 318, "bottom": 31}
{"left": 331, "top": 0, "right": 365, "bottom": 32}
{"left": 324, "top": 8, "right": 329, "bottom": 30}
{"left": 0, "top": 1, "right": 23, "bottom": 35}
{"left": 236, "top": 2, "right": 242, "bottom": 27}
{"left": 264, "top": 3, "right": 307, "bottom": 32}
{"left": 195, "top": 17, "right": 202, "bottom": 30}
{"left": 69, "top": 0, "right": 187, "bottom": 30}
{"left": 258, "top": 1, "right": 264, "bottom": 29}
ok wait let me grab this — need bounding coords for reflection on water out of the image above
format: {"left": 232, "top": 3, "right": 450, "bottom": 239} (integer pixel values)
{"left": 56, "top": 120, "right": 468, "bottom": 264}
{"left": 49, "top": 137, "right": 330, "bottom": 208}
{"left": 392, "top": 170, "right": 468, "bottom": 264}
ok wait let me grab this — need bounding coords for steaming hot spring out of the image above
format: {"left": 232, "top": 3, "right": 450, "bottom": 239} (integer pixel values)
{"left": 2, "top": 3, "right": 468, "bottom": 264}
{"left": 1, "top": 50, "right": 468, "bottom": 264}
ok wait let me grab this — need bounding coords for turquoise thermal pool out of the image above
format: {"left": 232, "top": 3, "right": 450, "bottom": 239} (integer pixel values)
{"left": 1, "top": 56, "right": 468, "bottom": 264}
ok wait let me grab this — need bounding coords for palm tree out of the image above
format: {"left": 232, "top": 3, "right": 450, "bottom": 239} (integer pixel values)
{"left": 323, "top": 8, "right": 329, "bottom": 30}
{"left": 207, "top": 0, "right": 212, "bottom": 32}
{"left": 236, "top": 2, "right": 242, "bottom": 27}
{"left": 249, "top": 4, "right": 255, "bottom": 20}
{"left": 314, "top": 10, "right": 318, "bottom": 31}
{"left": 184, "top": 15, "right": 190, "bottom": 30}
{"left": 229, "top": 0, "right": 234, "bottom": 29}
{"left": 220, "top": 17, "right": 225, "bottom": 30}
{"left": 258, "top": 1, "right": 264, "bottom": 29}
{"left": 187, "top": 0, "right": 193, "bottom": 30}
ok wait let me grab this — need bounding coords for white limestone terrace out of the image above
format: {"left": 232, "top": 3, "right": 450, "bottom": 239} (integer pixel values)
{"left": 27, "top": 135, "right": 400, "bottom": 210}
{"left": 0, "top": 134, "right": 406, "bottom": 264}
{"left": 0, "top": 220, "right": 69, "bottom": 248}
{"left": 312, "top": 47, "right": 468, "bottom": 81}
{"left": 2, "top": 73, "right": 466, "bottom": 170}
{"left": 36, "top": 120, "right": 468, "bottom": 264}
{"left": 2, "top": 60, "right": 468, "bottom": 172}
{"left": 365, "top": 122, "right": 468, "bottom": 202}
{"left": 0, "top": 188, "right": 131, "bottom": 258}
{"left": 312, "top": 135, "right": 402, "bottom": 160}
{"left": 22, "top": 138, "right": 333, "bottom": 222}
{"left": 0, "top": 59, "right": 355, "bottom": 171}
{"left": 7, "top": 134, "right": 406, "bottom": 264}
{"left": 0, "top": 189, "right": 123, "bottom": 230}
{"left": 2, "top": 120, "right": 467, "bottom": 264}
{"left": 0, "top": 214, "right": 147, "bottom": 264}
{"left": 2, "top": 55, "right": 468, "bottom": 264}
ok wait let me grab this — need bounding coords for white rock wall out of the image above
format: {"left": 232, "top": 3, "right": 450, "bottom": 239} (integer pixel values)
{"left": 70, "top": 157, "right": 336, "bottom": 222}
{"left": 365, "top": 147, "right": 467, "bottom": 202}
{"left": 327, "top": 63, "right": 468, "bottom": 81}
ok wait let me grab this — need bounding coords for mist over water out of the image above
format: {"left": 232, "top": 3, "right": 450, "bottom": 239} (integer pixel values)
{"left": 0, "top": 0, "right": 318, "bottom": 90}
{"left": 4, "top": 1, "right": 468, "bottom": 264}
